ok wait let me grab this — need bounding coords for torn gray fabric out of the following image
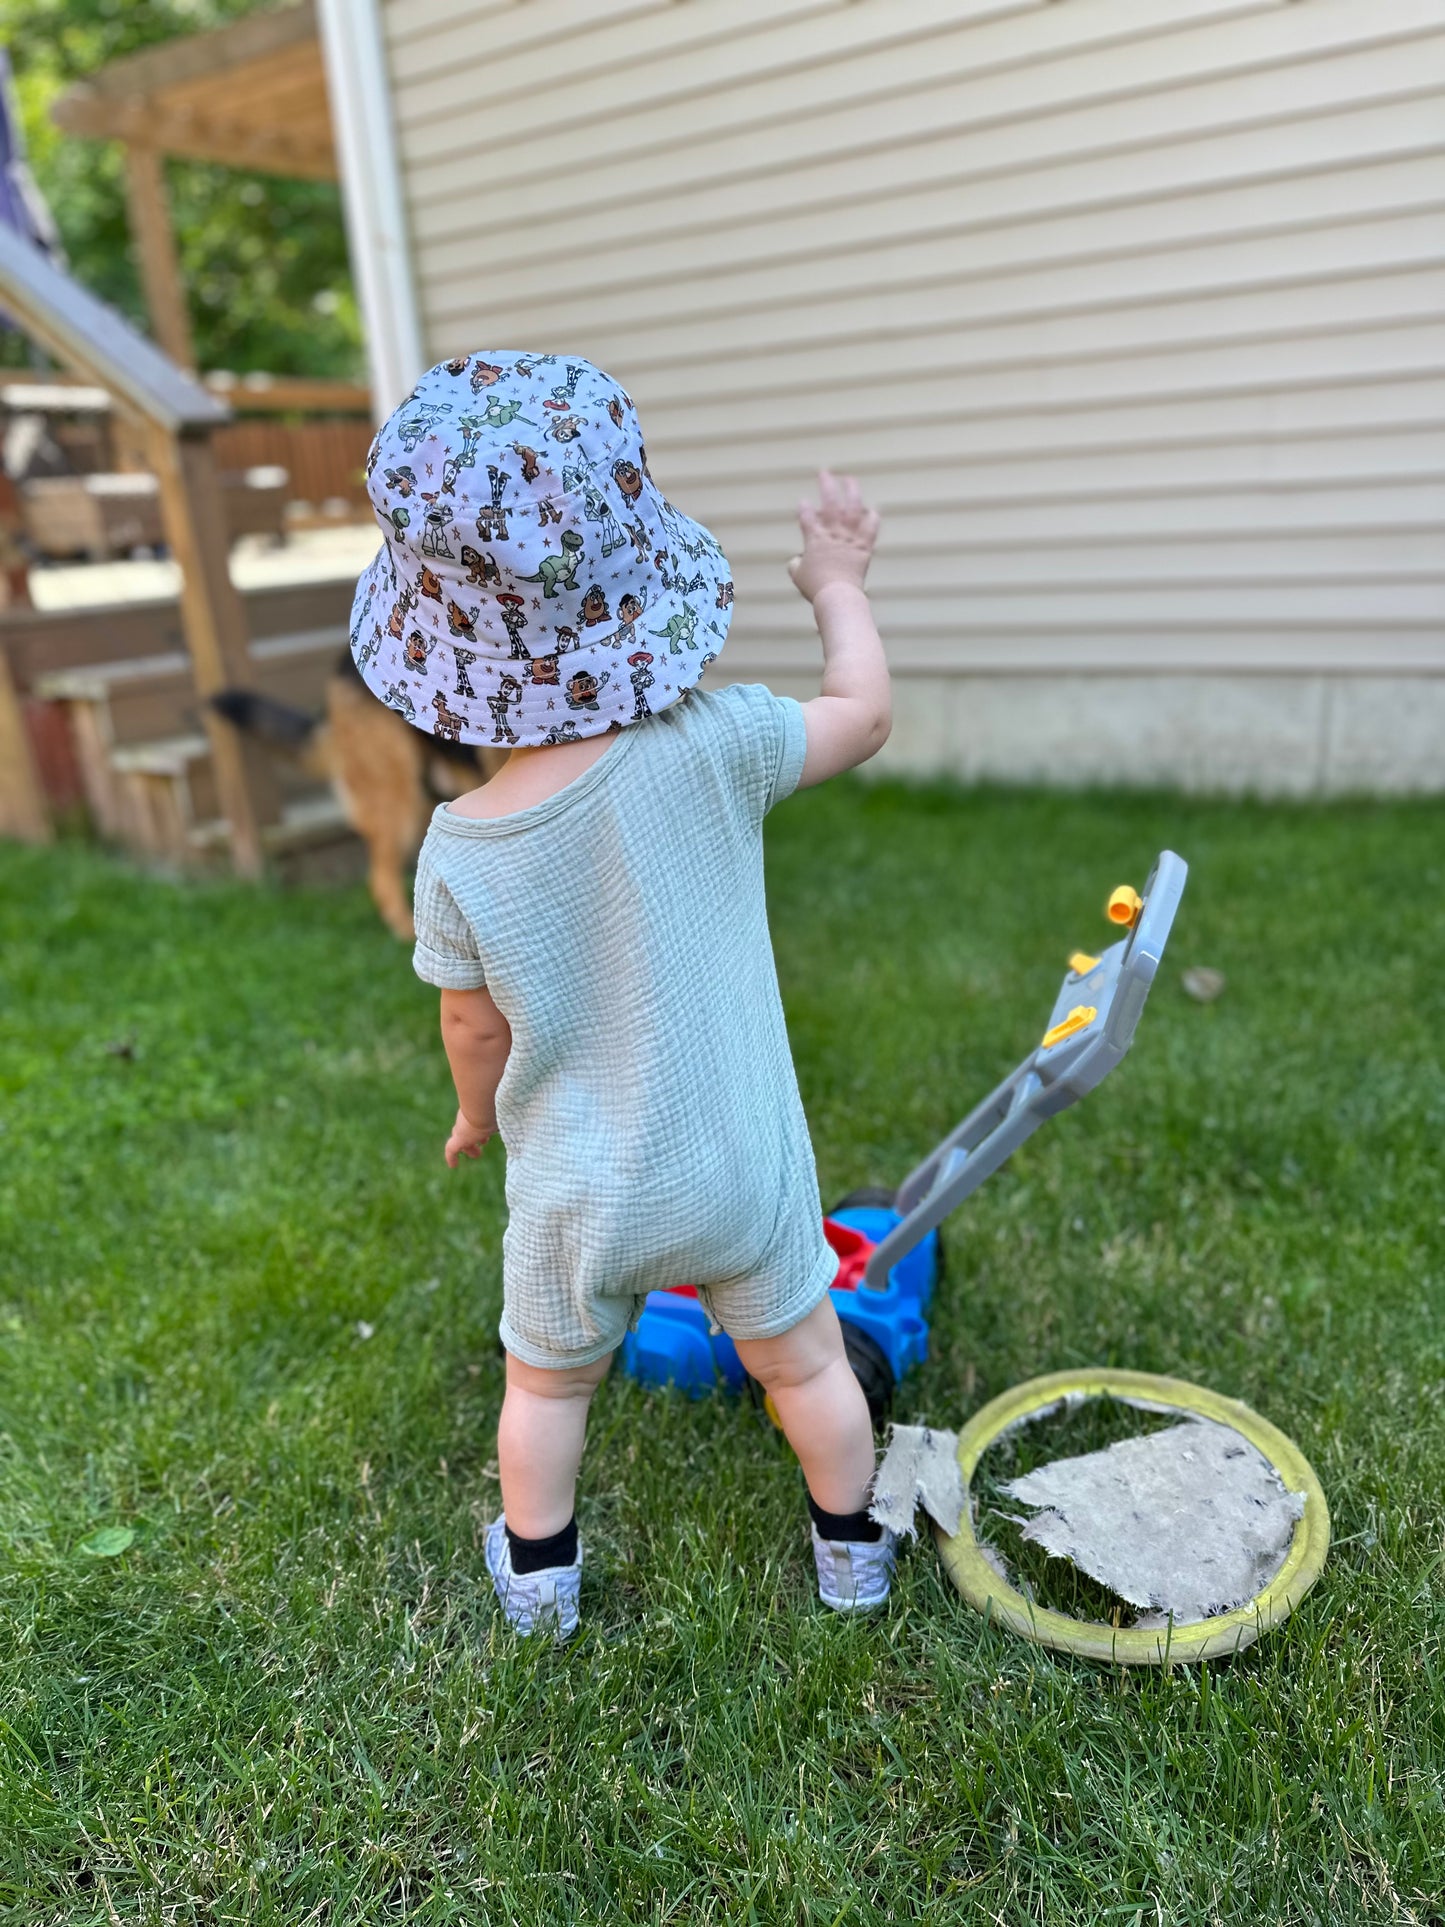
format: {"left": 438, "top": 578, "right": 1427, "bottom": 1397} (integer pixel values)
{"left": 869, "top": 1423, "right": 965, "bottom": 1539}
{"left": 1000, "top": 1416, "right": 1305, "bottom": 1624}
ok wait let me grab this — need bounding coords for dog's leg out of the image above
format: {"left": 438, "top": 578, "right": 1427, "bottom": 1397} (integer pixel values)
{"left": 327, "top": 675, "right": 427, "bottom": 941}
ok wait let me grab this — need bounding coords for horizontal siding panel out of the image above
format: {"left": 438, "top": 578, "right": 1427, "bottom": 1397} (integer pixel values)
{"left": 672, "top": 432, "right": 1445, "bottom": 521}
{"left": 379, "top": 0, "right": 1445, "bottom": 704}
{"left": 634, "top": 377, "right": 1445, "bottom": 479}
{"left": 731, "top": 583, "right": 1445, "bottom": 627}
{"left": 724, "top": 532, "right": 1445, "bottom": 587}
{"left": 399, "top": 1, "right": 1432, "bottom": 201}
{"left": 432, "top": 209, "right": 1444, "bottom": 358}
{"left": 640, "top": 323, "right": 1445, "bottom": 445}
{"left": 410, "top": 44, "right": 1442, "bottom": 259}
{"left": 714, "top": 632, "right": 1445, "bottom": 674}
{"left": 711, "top": 486, "right": 1445, "bottom": 549}
{"left": 384, "top": 0, "right": 672, "bottom": 66}
{"left": 390, "top": 0, "right": 1029, "bottom": 118}
{"left": 416, "top": 64, "right": 1443, "bottom": 272}
{"left": 429, "top": 155, "right": 1444, "bottom": 336}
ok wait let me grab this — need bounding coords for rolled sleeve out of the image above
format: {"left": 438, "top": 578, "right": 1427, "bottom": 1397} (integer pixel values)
{"left": 411, "top": 846, "right": 487, "bottom": 990}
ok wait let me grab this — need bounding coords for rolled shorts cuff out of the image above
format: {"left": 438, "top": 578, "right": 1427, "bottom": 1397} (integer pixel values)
{"left": 498, "top": 1298, "right": 643, "bottom": 1371}
{"left": 694, "top": 1237, "right": 839, "bottom": 1345}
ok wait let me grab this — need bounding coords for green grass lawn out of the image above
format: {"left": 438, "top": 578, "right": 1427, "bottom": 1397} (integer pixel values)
{"left": 1, "top": 783, "right": 1442, "bottom": 1925}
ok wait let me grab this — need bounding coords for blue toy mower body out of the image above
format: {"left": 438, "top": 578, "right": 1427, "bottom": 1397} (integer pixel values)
{"left": 619, "top": 852, "right": 1187, "bottom": 1418}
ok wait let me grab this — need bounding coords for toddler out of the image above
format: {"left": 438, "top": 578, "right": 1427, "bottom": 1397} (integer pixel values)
{"left": 351, "top": 354, "right": 895, "bottom": 1639}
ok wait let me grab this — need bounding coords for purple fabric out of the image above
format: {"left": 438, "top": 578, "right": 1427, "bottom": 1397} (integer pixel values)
{"left": 0, "top": 49, "right": 61, "bottom": 258}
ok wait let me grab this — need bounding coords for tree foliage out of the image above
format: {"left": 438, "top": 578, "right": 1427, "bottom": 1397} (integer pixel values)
{"left": 1, "top": 0, "right": 363, "bottom": 377}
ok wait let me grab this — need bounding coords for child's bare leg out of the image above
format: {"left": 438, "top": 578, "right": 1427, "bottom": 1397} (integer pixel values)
{"left": 733, "top": 1297, "right": 876, "bottom": 1514}
{"left": 497, "top": 1349, "right": 613, "bottom": 1539}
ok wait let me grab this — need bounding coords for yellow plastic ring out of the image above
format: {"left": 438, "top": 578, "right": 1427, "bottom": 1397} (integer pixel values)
{"left": 935, "top": 1368, "right": 1330, "bottom": 1665}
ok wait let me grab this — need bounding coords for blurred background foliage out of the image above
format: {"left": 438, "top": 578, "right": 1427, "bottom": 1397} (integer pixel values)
{"left": 0, "top": 0, "right": 363, "bottom": 377}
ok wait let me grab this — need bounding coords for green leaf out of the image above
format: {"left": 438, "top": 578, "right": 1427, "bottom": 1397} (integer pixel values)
{"left": 77, "top": 1525, "right": 135, "bottom": 1558}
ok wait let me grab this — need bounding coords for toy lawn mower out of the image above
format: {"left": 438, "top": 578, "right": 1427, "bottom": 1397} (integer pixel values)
{"left": 618, "top": 852, "right": 1188, "bottom": 1421}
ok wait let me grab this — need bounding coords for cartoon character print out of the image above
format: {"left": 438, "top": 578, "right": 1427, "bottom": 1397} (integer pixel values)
{"left": 612, "top": 458, "right": 643, "bottom": 508}
{"left": 476, "top": 395, "right": 537, "bottom": 433}
{"left": 366, "top": 436, "right": 382, "bottom": 478}
{"left": 418, "top": 566, "right": 444, "bottom": 603}
{"left": 650, "top": 602, "right": 699, "bottom": 654}
{"left": 512, "top": 443, "right": 541, "bottom": 483}
{"left": 475, "top": 466, "right": 511, "bottom": 543}
{"left": 432, "top": 690, "right": 466, "bottom": 742}
{"left": 461, "top": 544, "right": 499, "bottom": 588}
{"left": 541, "top": 720, "right": 581, "bottom": 746}
{"left": 608, "top": 394, "right": 625, "bottom": 431}
{"left": 537, "top": 496, "right": 564, "bottom": 528}
{"left": 542, "top": 364, "right": 584, "bottom": 411}
{"left": 487, "top": 672, "right": 525, "bottom": 745}
{"left": 628, "top": 650, "right": 654, "bottom": 721}
{"left": 396, "top": 400, "right": 452, "bottom": 452}
{"left": 554, "top": 626, "right": 580, "bottom": 655}
{"left": 384, "top": 465, "right": 417, "bottom": 498}
{"left": 469, "top": 360, "right": 504, "bottom": 393}
{"left": 419, "top": 499, "right": 455, "bottom": 559}
{"left": 580, "top": 584, "right": 611, "bottom": 628}
{"left": 451, "top": 646, "right": 479, "bottom": 699}
{"left": 404, "top": 629, "right": 435, "bottom": 672}
{"left": 387, "top": 505, "right": 410, "bottom": 541}
{"left": 581, "top": 480, "right": 626, "bottom": 558}
{"left": 355, "top": 621, "right": 382, "bottom": 672}
{"left": 443, "top": 354, "right": 470, "bottom": 377}
{"left": 495, "top": 593, "right": 529, "bottom": 657}
{"left": 565, "top": 668, "right": 610, "bottom": 713}
{"left": 381, "top": 681, "right": 416, "bottom": 725}
{"left": 624, "top": 519, "right": 650, "bottom": 563}
{"left": 715, "top": 579, "right": 734, "bottom": 610}
{"left": 528, "top": 654, "right": 559, "bottom": 687}
{"left": 614, "top": 590, "right": 645, "bottom": 648}
{"left": 518, "top": 529, "right": 584, "bottom": 597}
{"left": 446, "top": 599, "right": 478, "bottom": 644}
{"left": 441, "top": 415, "right": 485, "bottom": 493}
{"left": 547, "top": 414, "right": 586, "bottom": 443}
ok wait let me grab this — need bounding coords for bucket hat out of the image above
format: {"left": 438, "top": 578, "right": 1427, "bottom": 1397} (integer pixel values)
{"left": 349, "top": 352, "right": 733, "bottom": 747}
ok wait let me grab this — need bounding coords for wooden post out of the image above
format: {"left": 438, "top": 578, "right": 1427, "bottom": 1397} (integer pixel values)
{"left": 141, "top": 418, "right": 277, "bottom": 876}
{"left": 122, "top": 143, "right": 195, "bottom": 370}
{"left": 0, "top": 650, "right": 51, "bottom": 843}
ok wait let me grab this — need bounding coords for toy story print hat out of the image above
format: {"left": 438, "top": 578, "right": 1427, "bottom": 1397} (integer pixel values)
{"left": 349, "top": 352, "right": 734, "bottom": 747}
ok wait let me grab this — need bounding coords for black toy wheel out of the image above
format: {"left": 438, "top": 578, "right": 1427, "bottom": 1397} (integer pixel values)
{"left": 841, "top": 1319, "right": 896, "bottom": 1428}
{"left": 829, "top": 1185, "right": 945, "bottom": 1282}
{"left": 830, "top": 1184, "right": 899, "bottom": 1213}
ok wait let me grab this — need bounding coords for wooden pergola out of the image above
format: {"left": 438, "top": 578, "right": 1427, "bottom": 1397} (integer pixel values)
{"left": 0, "top": 223, "right": 277, "bottom": 873}
{"left": 51, "top": 0, "right": 334, "bottom": 371}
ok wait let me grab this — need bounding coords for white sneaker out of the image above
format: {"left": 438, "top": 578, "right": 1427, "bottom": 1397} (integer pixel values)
{"left": 484, "top": 1514, "right": 582, "bottom": 1641}
{"left": 811, "top": 1521, "right": 899, "bottom": 1612}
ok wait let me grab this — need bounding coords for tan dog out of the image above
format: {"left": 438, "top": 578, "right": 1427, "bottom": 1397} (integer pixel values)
{"left": 212, "top": 654, "right": 506, "bottom": 940}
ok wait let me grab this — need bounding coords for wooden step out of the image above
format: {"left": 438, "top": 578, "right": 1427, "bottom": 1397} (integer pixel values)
{"left": 189, "top": 789, "right": 351, "bottom": 857}
{"left": 102, "top": 731, "right": 218, "bottom": 862}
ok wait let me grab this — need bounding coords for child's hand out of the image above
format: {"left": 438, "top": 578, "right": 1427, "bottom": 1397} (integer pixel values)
{"left": 787, "top": 470, "right": 880, "bottom": 603}
{"left": 445, "top": 1109, "right": 494, "bottom": 1168}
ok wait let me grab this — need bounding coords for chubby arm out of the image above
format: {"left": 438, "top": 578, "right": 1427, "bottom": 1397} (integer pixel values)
{"left": 439, "top": 985, "right": 512, "bottom": 1168}
{"left": 788, "top": 470, "right": 890, "bottom": 789}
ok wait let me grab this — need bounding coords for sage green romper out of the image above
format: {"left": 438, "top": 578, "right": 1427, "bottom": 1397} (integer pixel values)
{"left": 411, "top": 682, "right": 838, "bottom": 1368}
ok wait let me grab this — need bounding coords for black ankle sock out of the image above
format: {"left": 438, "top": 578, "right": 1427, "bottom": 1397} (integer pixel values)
{"left": 807, "top": 1494, "right": 882, "bottom": 1544}
{"left": 506, "top": 1516, "right": 578, "bottom": 1574}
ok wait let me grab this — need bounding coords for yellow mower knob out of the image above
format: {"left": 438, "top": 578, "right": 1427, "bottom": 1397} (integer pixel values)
{"left": 1106, "top": 884, "right": 1142, "bottom": 927}
{"left": 1069, "top": 951, "right": 1100, "bottom": 976}
{"left": 1041, "top": 1004, "right": 1097, "bottom": 1049}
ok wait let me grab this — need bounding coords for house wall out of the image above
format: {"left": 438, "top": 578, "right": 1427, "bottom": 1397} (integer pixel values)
{"left": 373, "top": 0, "right": 1445, "bottom": 792}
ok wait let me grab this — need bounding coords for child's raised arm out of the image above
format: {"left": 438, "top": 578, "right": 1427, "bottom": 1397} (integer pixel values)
{"left": 788, "top": 470, "right": 890, "bottom": 788}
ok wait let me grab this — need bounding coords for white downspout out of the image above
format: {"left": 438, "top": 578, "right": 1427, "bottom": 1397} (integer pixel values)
{"left": 316, "top": 0, "right": 424, "bottom": 422}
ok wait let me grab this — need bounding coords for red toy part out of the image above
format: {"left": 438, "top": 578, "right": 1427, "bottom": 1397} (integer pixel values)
{"left": 666, "top": 1218, "right": 873, "bottom": 1302}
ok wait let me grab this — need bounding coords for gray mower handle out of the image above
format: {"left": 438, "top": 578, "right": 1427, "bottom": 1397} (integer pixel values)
{"left": 859, "top": 850, "right": 1188, "bottom": 1290}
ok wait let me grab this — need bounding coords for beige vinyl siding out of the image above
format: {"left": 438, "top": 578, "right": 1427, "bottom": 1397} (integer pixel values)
{"left": 377, "top": 0, "right": 1445, "bottom": 791}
